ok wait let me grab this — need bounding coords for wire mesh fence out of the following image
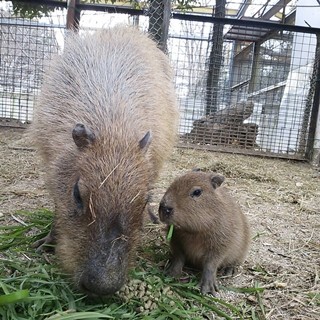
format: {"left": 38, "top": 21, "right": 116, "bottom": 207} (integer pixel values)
{"left": 0, "top": 1, "right": 319, "bottom": 162}
{"left": 173, "top": 21, "right": 319, "bottom": 158}
{"left": 0, "top": 4, "right": 65, "bottom": 126}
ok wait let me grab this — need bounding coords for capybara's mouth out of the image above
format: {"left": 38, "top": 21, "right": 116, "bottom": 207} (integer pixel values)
{"left": 72, "top": 264, "right": 126, "bottom": 297}
{"left": 76, "top": 276, "right": 126, "bottom": 297}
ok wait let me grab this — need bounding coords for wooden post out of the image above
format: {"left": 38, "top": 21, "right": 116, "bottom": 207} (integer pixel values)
{"left": 66, "top": 0, "right": 80, "bottom": 31}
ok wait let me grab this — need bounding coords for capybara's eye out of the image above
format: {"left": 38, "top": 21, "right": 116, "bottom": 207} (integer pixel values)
{"left": 73, "top": 181, "right": 83, "bottom": 209}
{"left": 191, "top": 188, "right": 202, "bottom": 198}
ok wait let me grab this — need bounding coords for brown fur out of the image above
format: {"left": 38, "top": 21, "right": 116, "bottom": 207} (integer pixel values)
{"left": 29, "top": 26, "right": 178, "bottom": 296}
{"left": 159, "top": 171, "right": 250, "bottom": 294}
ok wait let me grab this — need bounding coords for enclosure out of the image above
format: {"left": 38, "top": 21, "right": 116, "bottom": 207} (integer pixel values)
{"left": 1, "top": 0, "right": 320, "bottom": 162}
{"left": 1, "top": 127, "right": 319, "bottom": 319}
{"left": 0, "top": 0, "right": 320, "bottom": 319}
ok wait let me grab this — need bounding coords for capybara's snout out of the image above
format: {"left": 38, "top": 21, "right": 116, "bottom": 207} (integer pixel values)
{"left": 78, "top": 256, "right": 126, "bottom": 296}
{"left": 76, "top": 239, "right": 128, "bottom": 296}
{"left": 159, "top": 199, "right": 174, "bottom": 222}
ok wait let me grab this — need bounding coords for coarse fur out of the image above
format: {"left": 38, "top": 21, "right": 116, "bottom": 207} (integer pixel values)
{"left": 159, "top": 171, "right": 250, "bottom": 295}
{"left": 29, "top": 25, "right": 178, "bottom": 296}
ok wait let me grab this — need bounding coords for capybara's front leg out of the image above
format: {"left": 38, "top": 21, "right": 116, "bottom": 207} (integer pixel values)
{"left": 200, "top": 260, "right": 219, "bottom": 295}
{"left": 165, "top": 242, "right": 185, "bottom": 278}
{"left": 165, "top": 256, "right": 185, "bottom": 278}
{"left": 32, "top": 224, "right": 56, "bottom": 253}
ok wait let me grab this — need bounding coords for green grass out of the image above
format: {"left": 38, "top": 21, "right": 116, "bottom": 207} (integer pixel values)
{"left": 0, "top": 209, "right": 265, "bottom": 319}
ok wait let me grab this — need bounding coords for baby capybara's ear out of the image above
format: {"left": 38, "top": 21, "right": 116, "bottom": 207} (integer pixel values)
{"left": 72, "top": 123, "right": 96, "bottom": 149}
{"left": 210, "top": 174, "right": 225, "bottom": 189}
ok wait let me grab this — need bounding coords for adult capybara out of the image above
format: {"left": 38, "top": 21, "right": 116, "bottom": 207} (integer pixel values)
{"left": 159, "top": 171, "right": 250, "bottom": 295}
{"left": 29, "top": 26, "right": 178, "bottom": 296}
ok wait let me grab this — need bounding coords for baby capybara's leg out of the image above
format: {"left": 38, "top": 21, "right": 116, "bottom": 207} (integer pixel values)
{"left": 220, "top": 265, "right": 237, "bottom": 276}
{"left": 165, "top": 242, "right": 186, "bottom": 278}
{"left": 200, "top": 260, "right": 219, "bottom": 295}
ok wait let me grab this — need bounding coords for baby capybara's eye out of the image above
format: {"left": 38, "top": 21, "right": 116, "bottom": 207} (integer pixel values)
{"left": 191, "top": 188, "right": 202, "bottom": 198}
{"left": 73, "top": 181, "right": 83, "bottom": 209}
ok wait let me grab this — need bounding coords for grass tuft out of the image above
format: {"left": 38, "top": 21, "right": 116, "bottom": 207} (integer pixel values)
{"left": 0, "top": 210, "right": 265, "bottom": 319}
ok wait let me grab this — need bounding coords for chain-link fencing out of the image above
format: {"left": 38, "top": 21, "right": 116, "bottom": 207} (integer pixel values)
{"left": 1, "top": 1, "right": 320, "bottom": 162}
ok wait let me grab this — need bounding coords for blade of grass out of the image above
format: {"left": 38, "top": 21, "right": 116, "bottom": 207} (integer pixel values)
{"left": 0, "top": 289, "right": 29, "bottom": 306}
{"left": 174, "top": 287, "right": 239, "bottom": 320}
{"left": 46, "top": 311, "right": 114, "bottom": 319}
{"left": 221, "top": 285, "right": 264, "bottom": 293}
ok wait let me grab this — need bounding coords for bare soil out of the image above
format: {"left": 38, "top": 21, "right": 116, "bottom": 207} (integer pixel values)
{"left": 0, "top": 127, "right": 319, "bottom": 319}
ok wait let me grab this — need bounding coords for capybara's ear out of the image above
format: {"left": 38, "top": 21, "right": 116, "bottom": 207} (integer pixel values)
{"left": 211, "top": 174, "right": 225, "bottom": 189}
{"left": 192, "top": 168, "right": 201, "bottom": 172}
{"left": 139, "top": 131, "right": 152, "bottom": 151}
{"left": 72, "top": 123, "right": 96, "bottom": 149}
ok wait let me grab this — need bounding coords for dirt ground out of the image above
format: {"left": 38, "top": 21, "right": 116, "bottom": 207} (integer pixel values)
{"left": 0, "top": 127, "right": 319, "bottom": 319}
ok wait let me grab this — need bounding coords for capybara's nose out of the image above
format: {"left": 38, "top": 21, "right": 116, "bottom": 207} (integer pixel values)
{"left": 79, "top": 271, "right": 124, "bottom": 296}
{"left": 159, "top": 201, "right": 174, "bottom": 221}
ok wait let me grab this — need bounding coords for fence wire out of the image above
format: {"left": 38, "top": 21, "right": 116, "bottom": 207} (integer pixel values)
{"left": 173, "top": 21, "right": 318, "bottom": 158}
{"left": 0, "top": 6, "right": 65, "bottom": 126}
{"left": 0, "top": 1, "right": 319, "bottom": 161}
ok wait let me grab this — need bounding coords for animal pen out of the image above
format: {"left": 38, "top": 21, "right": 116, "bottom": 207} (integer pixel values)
{"left": 1, "top": 0, "right": 320, "bottom": 164}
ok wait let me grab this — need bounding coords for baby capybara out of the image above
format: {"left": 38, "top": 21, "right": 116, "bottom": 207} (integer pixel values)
{"left": 159, "top": 171, "right": 250, "bottom": 295}
{"left": 29, "top": 26, "right": 178, "bottom": 297}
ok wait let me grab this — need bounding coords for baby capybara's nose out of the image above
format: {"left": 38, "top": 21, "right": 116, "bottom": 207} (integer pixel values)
{"left": 159, "top": 201, "right": 174, "bottom": 221}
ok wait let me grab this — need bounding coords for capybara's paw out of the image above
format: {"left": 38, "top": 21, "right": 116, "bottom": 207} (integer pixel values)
{"left": 200, "top": 278, "right": 219, "bottom": 295}
{"left": 220, "top": 266, "right": 236, "bottom": 276}
{"left": 32, "top": 232, "right": 56, "bottom": 253}
{"left": 165, "top": 262, "right": 183, "bottom": 278}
